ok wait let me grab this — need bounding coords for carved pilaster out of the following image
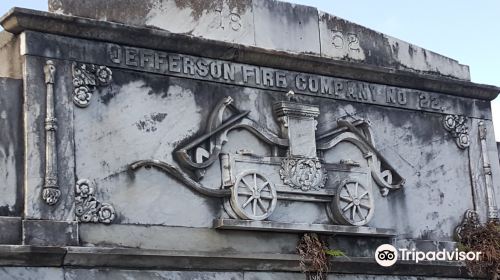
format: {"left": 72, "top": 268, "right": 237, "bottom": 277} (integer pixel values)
{"left": 75, "top": 179, "right": 116, "bottom": 224}
{"left": 442, "top": 114, "right": 469, "bottom": 149}
{"left": 42, "top": 60, "right": 61, "bottom": 205}
{"left": 72, "top": 62, "right": 112, "bottom": 107}
{"left": 478, "top": 121, "right": 499, "bottom": 221}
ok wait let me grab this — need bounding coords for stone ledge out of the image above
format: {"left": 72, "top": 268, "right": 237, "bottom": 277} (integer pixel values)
{"left": 0, "top": 245, "right": 474, "bottom": 278}
{"left": 1, "top": 8, "right": 498, "bottom": 100}
{"left": 0, "top": 245, "right": 66, "bottom": 266}
{"left": 22, "top": 220, "right": 79, "bottom": 246}
{"left": 214, "top": 219, "right": 396, "bottom": 237}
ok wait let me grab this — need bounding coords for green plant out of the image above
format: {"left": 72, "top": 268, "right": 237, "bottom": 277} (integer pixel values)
{"left": 325, "top": 249, "right": 346, "bottom": 257}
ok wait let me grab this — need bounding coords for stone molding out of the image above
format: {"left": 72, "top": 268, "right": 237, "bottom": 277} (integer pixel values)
{"left": 0, "top": 245, "right": 474, "bottom": 278}
{"left": 2, "top": 9, "right": 498, "bottom": 100}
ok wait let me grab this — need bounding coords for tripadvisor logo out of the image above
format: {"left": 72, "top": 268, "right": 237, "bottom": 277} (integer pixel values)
{"left": 375, "top": 244, "right": 482, "bottom": 267}
{"left": 375, "top": 244, "right": 398, "bottom": 267}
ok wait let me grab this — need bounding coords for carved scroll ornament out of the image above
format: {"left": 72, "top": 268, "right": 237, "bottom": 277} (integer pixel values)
{"left": 75, "top": 179, "right": 116, "bottom": 224}
{"left": 443, "top": 114, "right": 469, "bottom": 149}
{"left": 72, "top": 63, "right": 112, "bottom": 107}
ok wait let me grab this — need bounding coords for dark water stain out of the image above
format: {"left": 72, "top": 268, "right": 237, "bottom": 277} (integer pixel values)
{"left": 151, "top": 112, "right": 168, "bottom": 122}
{"left": 174, "top": 0, "right": 251, "bottom": 21}
{"left": 135, "top": 112, "right": 169, "bottom": 133}
{"left": 0, "top": 205, "right": 12, "bottom": 216}
{"left": 426, "top": 211, "right": 439, "bottom": 221}
{"left": 99, "top": 85, "right": 119, "bottom": 106}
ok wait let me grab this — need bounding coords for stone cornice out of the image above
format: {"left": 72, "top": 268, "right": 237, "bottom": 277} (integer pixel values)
{"left": 1, "top": 7, "right": 499, "bottom": 101}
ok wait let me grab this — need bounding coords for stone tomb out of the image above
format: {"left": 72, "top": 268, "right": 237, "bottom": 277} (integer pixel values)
{"left": 0, "top": 0, "right": 499, "bottom": 279}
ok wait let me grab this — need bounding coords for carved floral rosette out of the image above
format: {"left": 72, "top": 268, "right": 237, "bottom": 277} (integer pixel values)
{"left": 75, "top": 179, "right": 116, "bottom": 224}
{"left": 443, "top": 115, "right": 469, "bottom": 149}
{"left": 280, "top": 158, "right": 327, "bottom": 191}
{"left": 72, "top": 63, "right": 112, "bottom": 107}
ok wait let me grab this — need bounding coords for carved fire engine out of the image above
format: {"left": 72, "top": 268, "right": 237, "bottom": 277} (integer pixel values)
{"left": 131, "top": 95, "right": 404, "bottom": 226}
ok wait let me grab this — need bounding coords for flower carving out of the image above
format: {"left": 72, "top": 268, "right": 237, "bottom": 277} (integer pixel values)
{"left": 280, "top": 158, "right": 327, "bottom": 191}
{"left": 73, "top": 86, "right": 92, "bottom": 108}
{"left": 98, "top": 204, "right": 116, "bottom": 224}
{"left": 75, "top": 179, "right": 115, "bottom": 224}
{"left": 96, "top": 66, "right": 112, "bottom": 84}
{"left": 443, "top": 115, "right": 469, "bottom": 149}
{"left": 72, "top": 63, "right": 112, "bottom": 108}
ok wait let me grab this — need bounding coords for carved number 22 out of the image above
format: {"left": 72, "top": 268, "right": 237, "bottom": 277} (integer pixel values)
{"left": 215, "top": 8, "right": 242, "bottom": 31}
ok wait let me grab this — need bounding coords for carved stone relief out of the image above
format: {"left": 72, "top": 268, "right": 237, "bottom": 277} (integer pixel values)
{"left": 130, "top": 96, "right": 406, "bottom": 227}
{"left": 443, "top": 114, "right": 470, "bottom": 149}
{"left": 42, "top": 60, "right": 61, "bottom": 205}
{"left": 72, "top": 62, "right": 112, "bottom": 107}
{"left": 75, "top": 179, "right": 116, "bottom": 224}
{"left": 279, "top": 158, "right": 327, "bottom": 191}
{"left": 316, "top": 119, "right": 405, "bottom": 196}
{"left": 328, "top": 180, "right": 374, "bottom": 226}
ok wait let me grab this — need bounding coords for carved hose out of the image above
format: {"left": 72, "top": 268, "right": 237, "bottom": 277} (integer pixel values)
{"left": 129, "top": 160, "right": 231, "bottom": 198}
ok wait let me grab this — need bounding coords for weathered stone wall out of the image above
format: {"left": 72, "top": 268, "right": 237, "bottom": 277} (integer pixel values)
{"left": 0, "top": 77, "right": 23, "bottom": 245}
{"left": 0, "top": 1, "right": 499, "bottom": 279}
{"left": 0, "top": 32, "right": 22, "bottom": 79}
{"left": 17, "top": 30, "right": 498, "bottom": 244}
{"left": 48, "top": 0, "right": 470, "bottom": 80}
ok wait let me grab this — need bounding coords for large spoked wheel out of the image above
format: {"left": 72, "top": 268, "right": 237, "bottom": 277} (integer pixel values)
{"left": 230, "top": 170, "right": 277, "bottom": 221}
{"left": 329, "top": 180, "right": 374, "bottom": 226}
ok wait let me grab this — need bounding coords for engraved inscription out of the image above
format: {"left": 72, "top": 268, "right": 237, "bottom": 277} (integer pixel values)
{"left": 107, "top": 44, "right": 453, "bottom": 114}
{"left": 213, "top": 7, "right": 242, "bottom": 31}
{"left": 331, "top": 30, "right": 361, "bottom": 53}
{"left": 418, "top": 92, "right": 442, "bottom": 111}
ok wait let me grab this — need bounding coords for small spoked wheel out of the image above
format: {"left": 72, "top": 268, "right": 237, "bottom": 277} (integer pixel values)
{"left": 330, "top": 180, "right": 374, "bottom": 226}
{"left": 230, "top": 170, "right": 277, "bottom": 221}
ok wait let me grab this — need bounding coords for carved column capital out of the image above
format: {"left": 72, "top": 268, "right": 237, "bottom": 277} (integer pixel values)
{"left": 44, "top": 60, "right": 56, "bottom": 84}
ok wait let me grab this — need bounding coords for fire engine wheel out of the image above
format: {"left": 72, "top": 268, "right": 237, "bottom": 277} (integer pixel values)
{"left": 230, "top": 170, "right": 277, "bottom": 221}
{"left": 329, "top": 180, "right": 374, "bottom": 226}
